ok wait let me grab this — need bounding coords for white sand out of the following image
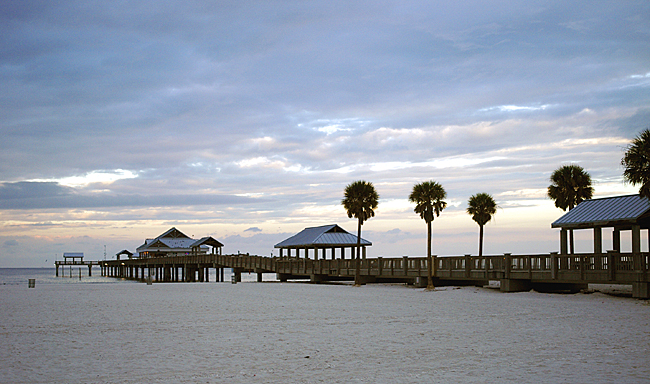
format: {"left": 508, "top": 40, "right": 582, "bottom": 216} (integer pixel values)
{"left": 1, "top": 281, "right": 648, "bottom": 383}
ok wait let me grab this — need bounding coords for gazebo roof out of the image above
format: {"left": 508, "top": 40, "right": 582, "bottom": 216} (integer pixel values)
{"left": 116, "top": 249, "right": 133, "bottom": 256}
{"left": 275, "top": 224, "right": 371, "bottom": 248}
{"left": 190, "top": 236, "right": 224, "bottom": 248}
{"left": 136, "top": 227, "right": 202, "bottom": 251}
{"left": 551, "top": 194, "right": 650, "bottom": 230}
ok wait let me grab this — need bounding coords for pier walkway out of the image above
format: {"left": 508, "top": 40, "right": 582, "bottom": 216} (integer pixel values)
{"left": 98, "top": 251, "right": 650, "bottom": 299}
{"left": 55, "top": 252, "right": 100, "bottom": 277}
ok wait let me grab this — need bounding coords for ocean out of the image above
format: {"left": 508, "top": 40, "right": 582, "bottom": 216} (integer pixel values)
{"left": 0, "top": 268, "right": 648, "bottom": 383}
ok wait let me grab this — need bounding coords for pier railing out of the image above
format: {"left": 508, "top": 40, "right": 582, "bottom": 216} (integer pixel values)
{"left": 100, "top": 251, "right": 648, "bottom": 282}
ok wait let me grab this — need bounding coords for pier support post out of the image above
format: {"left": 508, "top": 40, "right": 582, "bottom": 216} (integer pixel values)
{"left": 310, "top": 274, "right": 327, "bottom": 284}
{"left": 632, "top": 282, "right": 650, "bottom": 299}
{"left": 277, "top": 273, "right": 289, "bottom": 282}
{"left": 550, "top": 252, "right": 558, "bottom": 280}
{"left": 500, "top": 278, "right": 532, "bottom": 293}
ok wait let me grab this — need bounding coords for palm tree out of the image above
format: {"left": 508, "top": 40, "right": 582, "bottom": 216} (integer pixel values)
{"left": 622, "top": 128, "right": 650, "bottom": 200}
{"left": 342, "top": 180, "right": 379, "bottom": 286}
{"left": 467, "top": 193, "right": 497, "bottom": 257}
{"left": 547, "top": 164, "right": 594, "bottom": 254}
{"left": 408, "top": 181, "right": 446, "bottom": 291}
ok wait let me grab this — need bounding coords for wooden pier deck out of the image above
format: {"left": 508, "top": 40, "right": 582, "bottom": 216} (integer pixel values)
{"left": 97, "top": 251, "right": 650, "bottom": 299}
{"left": 55, "top": 259, "right": 100, "bottom": 277}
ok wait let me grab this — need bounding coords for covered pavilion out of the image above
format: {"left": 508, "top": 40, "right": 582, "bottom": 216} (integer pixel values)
{"left": 274, "top": 224, "right": 371, "bottom": 260}
{"left": 190, "top": 236, "right": 224, "bottom": 255}
{"left": 116, "top": 250, "right": 133, "bottom": 260}
{"left": 551, "top": 194, "right": 650, "bottom": 254}
{"left": 136, "top": 227, "right": 218, "bottom": 258}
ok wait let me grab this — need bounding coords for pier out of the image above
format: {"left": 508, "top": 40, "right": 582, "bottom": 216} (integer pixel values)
{"left": 98, "top": 251, "right": 650, "bottom": 299}
{"left": 55, "top": 252, "right": 100, "bottom": 277}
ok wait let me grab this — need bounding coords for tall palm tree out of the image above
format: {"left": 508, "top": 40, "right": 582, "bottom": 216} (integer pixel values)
{"left": 622, "top": 128, "right": 650, "bottom": 200}
{"left": 547, "top": 164, "right": 593, "bottom": 254}
{"left": 342, "top": 180, "right": 379, "bottom": 286}
{"left": 408, "top": 181, "right": 446, "bottom": 291}
{"left": 467, "top": 193, "right": 497, "bottom": 257}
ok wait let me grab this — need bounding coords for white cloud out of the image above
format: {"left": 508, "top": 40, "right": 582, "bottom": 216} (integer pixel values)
{"left": 28, "top": 170, "right": 138, "bottom": 188}
{"left": 480, "top": 104, "right": 551, "bottom": 112}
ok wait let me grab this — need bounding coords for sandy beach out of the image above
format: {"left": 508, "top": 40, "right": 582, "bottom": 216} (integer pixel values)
{"left": 1, "top": 272, "right": 649, "bottom": 384}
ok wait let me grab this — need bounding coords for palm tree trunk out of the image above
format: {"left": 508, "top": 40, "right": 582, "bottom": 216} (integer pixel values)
{"left": 427, "top": 220, "right": 434, "bottom": 290}
{"left": 479, "top": 224, "right": 484, "bottom": 257}
{"left": 355, "top": 218, "right": 361, "bottom": 286}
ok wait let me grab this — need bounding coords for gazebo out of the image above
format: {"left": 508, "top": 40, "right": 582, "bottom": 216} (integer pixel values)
{"left": 116, "top": 250, "right": 133, "bottom": 260}
{"left": 551, "top": 194, "right": 650, "bottom": 254}
{"left": 275, "top": 224, "right": 371, "bottom": 260}
{"left": 136, "top": 227, "right": 215, "bottom": 258}
{"left": 190, "top": 236, "right": 224, "bottom": 255}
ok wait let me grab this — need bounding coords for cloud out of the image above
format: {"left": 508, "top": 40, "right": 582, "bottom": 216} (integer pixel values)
{"left": 0, "top": 182, "right": 267, "bottom": 210}
{"left": 4, "top": 240, "right": 18, "bottom": 247}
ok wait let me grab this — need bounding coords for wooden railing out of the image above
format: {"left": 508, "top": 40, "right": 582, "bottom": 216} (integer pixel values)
{"left": 100, "top": 251, "right": 648, "bottom": 285}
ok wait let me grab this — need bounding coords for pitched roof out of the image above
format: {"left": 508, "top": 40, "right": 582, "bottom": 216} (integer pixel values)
{"left": 157, "top": 227, "right": 191, "bottom": 239}
{"left": 136, "top": 227, "right": 204, "bottom": 251}
{"left": 190, "top": 236, "right": 224, "bottom": 248}
{"left": 551, "top": 194, "right": 650, "bottom": 229}
{"left": 275, "top": 224, "right": 371, "bottom": 248}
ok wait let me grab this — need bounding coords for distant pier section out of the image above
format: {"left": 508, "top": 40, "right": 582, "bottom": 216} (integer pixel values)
{"left": 55, "top": 253, "right": 99, "bottom": 277}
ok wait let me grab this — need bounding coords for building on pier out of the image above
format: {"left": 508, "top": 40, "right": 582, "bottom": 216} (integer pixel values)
{"left": 116, "top": 250, "right": 133, "bottom": 260}
{"left": 551, "top": 194, "right": 650, "bottom": 255}
{"left": 274, "top": 224, "right": 371, "bottom": 260}
{"left": 63, "top": 252, "right": 84, "bottom": 263}
{"left": 136, "top": 227, "right": 223, "bottom": 258}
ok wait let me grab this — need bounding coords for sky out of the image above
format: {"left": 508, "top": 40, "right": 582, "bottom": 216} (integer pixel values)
{"left": 1, "top": 1, "right": 649, "bottom": 267}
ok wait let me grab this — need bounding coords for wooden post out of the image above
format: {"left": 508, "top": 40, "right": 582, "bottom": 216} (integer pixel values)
{"left": 593, "top": 226, "right": 602, "bottom": 254}
{"left": 378, "top": 257, "right": 383, "bottom": 277}
{"left": 560, "top": 229, "right": 568, "bottom": 255}
{"left": 613, "top": 228, "right": 621, "bottom": 252}
{"left": 607, "top": 250, "right": 616, "bottom": 281}
{"left": 464, "top": 254, "right": 471, "bottom": 278}
{"left": 632, "top": 225, "right": 641, "bottom": 254}
{"left": 504, "top": 253, "right": 511, "bottom": 279}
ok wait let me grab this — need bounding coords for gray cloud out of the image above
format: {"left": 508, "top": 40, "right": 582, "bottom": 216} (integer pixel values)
{"left": 0, "top": 182, "right": 267, "bottom": 210}
{"left": 4, "top": 240, "right": 18, "bottom": 247}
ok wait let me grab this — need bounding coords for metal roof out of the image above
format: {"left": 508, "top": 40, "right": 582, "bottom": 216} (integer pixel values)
{"left": 275, "top": 224, "right": 372, "bottom": 248}
{"left": 136, "top": 227, "right": 208, "bottom": 252}
{"left": 551, "top": 194, "right": 650, "bottom": 229}
{"left": 190, "top": 236, "right": 224, "bottom": 248}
